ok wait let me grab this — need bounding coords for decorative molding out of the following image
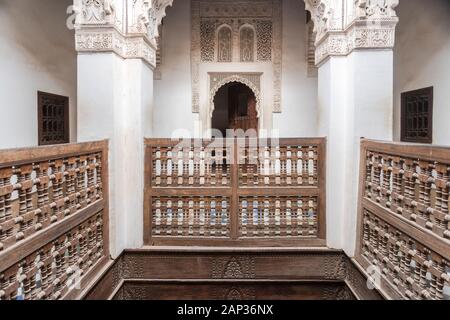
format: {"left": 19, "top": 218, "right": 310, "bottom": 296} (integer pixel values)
{"left": 82, "top": 250, "right": 384, "bottom": 300}
{"left": 271, "top": 0, "right": 282, "bottom": 112}
{"left": 191, "top": 0, "right": 201, "bottom": 112}
{"left": 75, "top": 27, "right": 157, "bottom": 66}
{"left": 255, "top": 21, "right": 272, "bottom": 62}
{"left": 200, "top": 21, "right": 216, "bottom": 62}
{"left": 154, "top": 24, "right": 163, "bottom": 79}
{"left": 306, "top": 20, "right": 317, "bottom": 77}
{"left": 314, "top": 19, "right": 398, "bottom": 65}
{"left": 211, "top": 256, "right": 256, "bottom": 279}
{"left": 324, "top": 254, "right": 347, "bottom": 280}
{"left": 213, "top": 286, "right": 256, "bottom": 300}
{"left": 322, "top": 286, "right": 356, "bottom": 300}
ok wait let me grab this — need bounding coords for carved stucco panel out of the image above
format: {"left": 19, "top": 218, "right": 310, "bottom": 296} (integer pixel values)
{"left": 191, "top": 0, "right": 282, "bottom": 114}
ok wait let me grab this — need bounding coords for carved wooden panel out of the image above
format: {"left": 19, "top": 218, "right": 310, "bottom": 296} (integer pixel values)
{"left": 114, "top": 281, "right": 355, "bottom": 300}
{"left": 211, "top": 256, "right": 255, "bottom": 279}
{"left": 355, "top": 140, "right": 450, "bottom": 300}
{"left": 145, "top": 138, "right": 326, "bottom": 246}
{"left": 82, "top": 249, "right": 383, "bottom": 300}
{"left": 0, "top": 140, "right": 109, "bottom": 300}
{"left": 37, "top": 92, "right": 69, "bottom": 146}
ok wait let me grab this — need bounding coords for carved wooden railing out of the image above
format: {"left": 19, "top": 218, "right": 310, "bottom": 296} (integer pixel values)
{"left": 144, "top": 138, "right": 326, "bottom": 246}
{"left": 0, "top": 141, "right": 109, "bottom": 300}
{"left": 355, "top": 139, "right": 450, "bottom": 300}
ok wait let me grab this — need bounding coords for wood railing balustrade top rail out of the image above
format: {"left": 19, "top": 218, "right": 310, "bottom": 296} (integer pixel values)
{"left": 0, "top": 140, "right": 108, "bottom": 169}
{"left": 0, "top": 140, "right": 109, "bottom": 300}
{"left": 359, "top": 139, "right": 450, "bottom": 164}
{"left": 144, "top": 137, "right": 326, "bottom": 247}
{"left": 355, "top": 139, "right": 450, "bottom": 300}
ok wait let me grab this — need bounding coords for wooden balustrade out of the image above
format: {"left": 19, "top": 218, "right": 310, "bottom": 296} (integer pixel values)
{"left": 144, "top": 138, "right": 326, "bottom": 246}
{"left": 355, "top": 139, "right": 450, "bottom": 300}
{"left": 0, "top": 141, "right": 109, "bottom": 300}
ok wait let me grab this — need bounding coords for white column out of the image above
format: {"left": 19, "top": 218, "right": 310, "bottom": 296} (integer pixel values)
{"left": 77, "top": 54, "right": 154, "bottom": 257}
{"left": 307, "top": 0, "right": 399, "bottom": 256}
{"left": 74, "top": 0, "right": 168, "bottom": 257}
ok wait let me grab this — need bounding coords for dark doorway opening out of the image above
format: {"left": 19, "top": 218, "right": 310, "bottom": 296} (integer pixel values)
{"left": 212, "top": 82, "right": 258, "bottom": 136}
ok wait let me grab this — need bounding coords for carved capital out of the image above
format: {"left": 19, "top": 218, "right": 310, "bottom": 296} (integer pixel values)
{"left": 74, "top": 0, "right": 172, "bottom": 67}
{"left": 355, "top": 0, "right": 399, "bottom": 19}
{"left": 304, "top": 0, "right": 399, "bottom": 65}
{"left": 74, "top": 0, "right": 116, "bottom": 25}
{"left": 304, "top": 0, "right": 333, "bottom": 43}
{"left": 127, "top": 0, "right": 173, "bottom": 42}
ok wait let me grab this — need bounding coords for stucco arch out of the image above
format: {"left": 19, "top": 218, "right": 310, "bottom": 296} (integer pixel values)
{"left": 209, "top": 75, "right": 262, "bottom": 118}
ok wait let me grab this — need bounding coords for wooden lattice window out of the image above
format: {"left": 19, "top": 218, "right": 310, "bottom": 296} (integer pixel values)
{"left": 401, "top": 87, "right": 433, "bottom": 144}
{"left": 38, "top": 91, "right": 69, "bottom": 145}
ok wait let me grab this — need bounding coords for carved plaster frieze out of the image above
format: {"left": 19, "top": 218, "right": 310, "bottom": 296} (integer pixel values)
{"left": 304, "top": 0, "right": 399, "bottom": 65}
{"left": 75, "top": 27, "right": 156, "bottom": 66}
{"left": 74, "top": 0, "right": 172, "bottom": 66}
{"left": 314, "top": 19, "right": 398, "bottom": 65}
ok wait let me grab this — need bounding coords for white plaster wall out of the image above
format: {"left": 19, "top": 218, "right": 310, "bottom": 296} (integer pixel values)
{"left": 317, "top": 57, "right": 348, "bottom": 250}
{"left": 273, "top": 0, "right": 318, "bottom": 137}
{"left": 0, "top": 0, "right": 77, "bottom": 149}
{"left": 154, "top": 0, "right": 317, "bottom": 138}
{"left": 394, "top": 0, "right": 450, "bottom": 145}
{"left": 153, "top": 1, "right": 198, "bottom": 137}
